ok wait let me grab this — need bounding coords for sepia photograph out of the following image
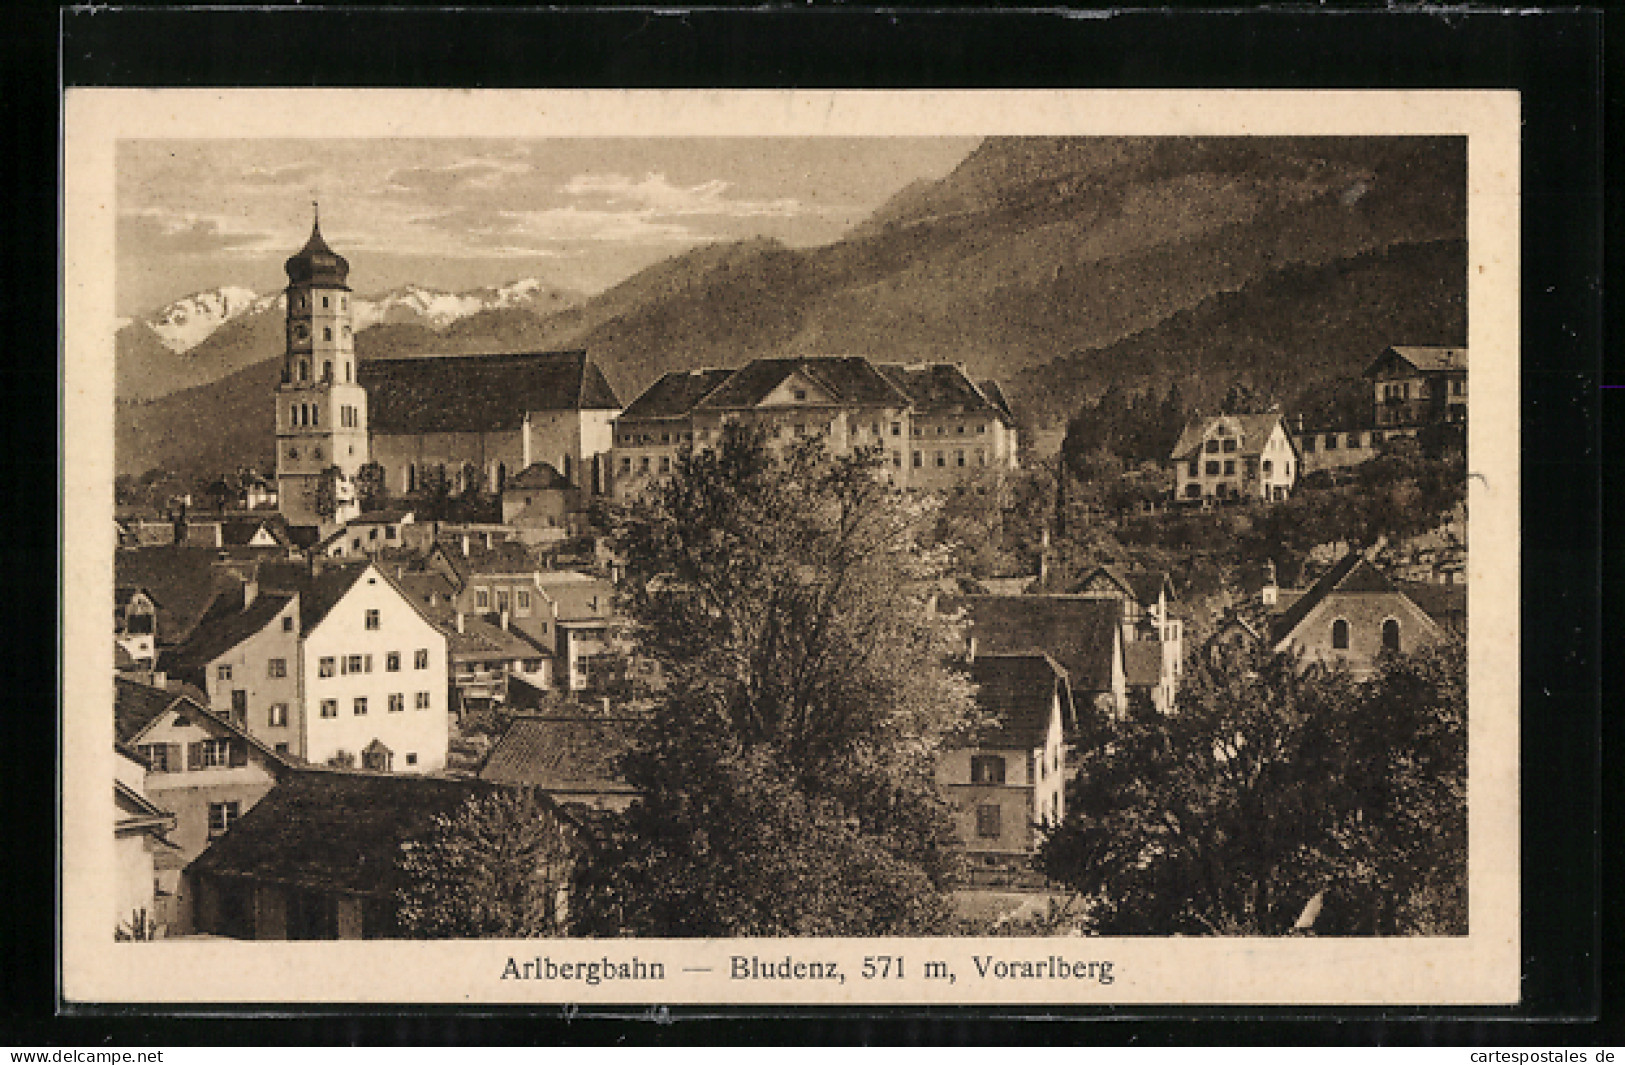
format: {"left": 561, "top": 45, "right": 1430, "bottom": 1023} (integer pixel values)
{"left": 62, "top": 89, "right": 1521, "bottom": 1006}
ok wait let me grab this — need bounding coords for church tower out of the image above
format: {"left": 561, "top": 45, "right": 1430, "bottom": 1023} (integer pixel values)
{"left": 275, "top": 206, "right": 369, "bottom": 528}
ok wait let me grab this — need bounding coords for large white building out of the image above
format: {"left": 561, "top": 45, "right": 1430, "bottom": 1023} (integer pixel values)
{"left": 273, "top": 212, "right": 622, "bottom": 530}
{"left": 165, "top": 560, "right": 451, "bottom": 773}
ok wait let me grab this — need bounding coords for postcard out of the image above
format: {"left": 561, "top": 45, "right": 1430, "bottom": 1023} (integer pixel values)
{"left": 63, "top": 88, "right": 1519, "bottom": 1006}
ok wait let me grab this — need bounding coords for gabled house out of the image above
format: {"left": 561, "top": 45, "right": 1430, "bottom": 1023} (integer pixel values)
{"left": 1070, "top": 564, "right": 1184, "bottom": 712}
{"left": 186, "top": 768, "right": 528, "bottom": 940}
{"left": 874, "top": 362, "right": 1022, "bottom": 488}
{"left": 1268, "top": 551, "right": 1443, "bottom": 677}
{"left": 164, "top": 560, "right": 451, "bottom": 772}
{"left": 114, "top": 586, "right": 160, "bottom": 667}
{"left": 115, "top": 676, "right": 290, "bottom": 932}
{"left": 315, "top": 509, "right": 418, "bottom": 559}
{"left": 479, "top": 715, "right": 639, "bottom": 812}
{"left": 937, "top": 653, "right": 1072, "bottom": 864}
{"left": 1169, "top": 413, "right": 1298, "bottom": 503}
{"left": 114, "top": 745, "right": 180, "bottom": 938}
{"left": 936, "top": 594, "right": 1127, "bottom": 725}
{"left": 500, "top": 461, "right": 586, "bottom": 543}
{"left": 1363, "top": 345, "right": 1468, "bottom": 429}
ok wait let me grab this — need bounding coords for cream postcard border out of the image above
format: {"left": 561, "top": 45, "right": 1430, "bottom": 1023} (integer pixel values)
{"left": 62, "top": 89, "right": 1520, "bottom": 1006}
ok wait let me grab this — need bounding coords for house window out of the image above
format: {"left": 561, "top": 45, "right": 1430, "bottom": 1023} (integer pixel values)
{"left": 956, "top": 450, "right": 966, "bottom": 467}
{"left": 1222, "top": 438, "right": 1237, "bottom": 453}
{"left": 891, "top": 422, "right": 901, "bottom": 436}
{"left": 892, "top": 451, "right": 902, "bottom": 468}
{"left": 137, "top": 743, "right": 173, "bottom": 773}
{"left": 415, "top": 691, "right": 431, "bottom": 710}
{"left": 1331, "top": 619, "right": 1350, "bottom": 650}
{"left": 1262, "top": 460, "right": 1273, "bottom": 476}
{"left": 1324, "top": 434, "right": 1339, "bottom": 450}
{"left": 1224, "top": 460, "right": 1236, "bottom": 475}
{"left": 344, "top": 654, "right": 363, "bottom": 674}
{"left": 1205, "top": 439, "right": 1220, "bottom": 453}
{"left": 912, "top": 451, "right": 922, "bottom": 468}
{"left": 230, "top": 689, "right": 247, "bottom": 716}
{"left": 198, "top": 738, "right": 232, "bottom": 769}
{"left": 935, "top": 452, "right": 945, "bottom": 468}
{"left": 389, "top": 693, "right": 405, "bottom": 713}
{"left": 320, "top": 699, "right": 337, "bottom": 718}
{"left": 1382, "top": 619, "right": 1401, "bottom": 653}
{"left": 363, "top": 747, "right": 392, "bottom": 772}
{"left": 621, "top": 457, "right": 632, "bottom": 474}
{"left": 318, "top": 657, "right": 335, "bottom": 678}
{"left": 386, "top": 651, "right": 400, "bottom": 672}
{"left": 1188, "top": 460, "right": 1199, "bottom": 476}
{"left": 283, "top": 616, "right": 295, "bottom": 632}
{"left": 269, "top": 703, "right": 288, "bottom": 728}
{"left": 1302, "top": 435, "right": 1316, "bottom": 453}
{"left": 475, "top": 588, "right": 490, "bottom": 610}
{"left": 353, "top": 697, "right": 368, "bottom": 716}
{"left": 275, "top": 743, "right": 289, "bottom": 756}
{"left": 405, "top": 753, "right": 418, "bottom": 766}
{"left": 970, "top": 755, "right": 1007, "bottom": 785}
{"left": 516, "top": 591, "right": 531, "bottom": 613}
{"left": 207, "top": 801, "right": 241, "bottom": 838}
{"left": 365, "top": 609, "right": 380, "bottom": 630}
{"left": 793, "top": 388, "right": 807, "bottom": 401}
{"left": 217, "top": 664, "right": 232, "bottom": 682}
{"left": 975, "top": 804, "right": 1002, "bottom": 839}
{"left": 415, "top": 648, "right": 429, "bottom": 669}
{"left": 659, "top": 456, "right": 671, "bottom": 474}
{"left": 268, "top": 658, "right": 287, "bottom": 678}
{"left": 1205, "top": 461, "right": 1221, "bottom": 476}
{"left": 1185, "top": 483, "right": 1201, "bottom": 499}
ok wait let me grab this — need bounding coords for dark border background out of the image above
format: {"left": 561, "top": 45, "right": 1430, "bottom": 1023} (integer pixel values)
{"left": 6, "top": 4, "right": 1610, "bottom": 1046}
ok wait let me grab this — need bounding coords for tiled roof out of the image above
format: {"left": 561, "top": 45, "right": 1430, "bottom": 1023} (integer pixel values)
{"left": 349, "top": 509, "right": 413, "bottom": 525}
{"left": 447, "top": 616, "right": 546, "bottom": 661}
{"left": 1269, "top": 551, "right": 1396, "bottom": 645}
{"left": 940, "top": 594, "right": 1122, "bottom": 694}
{"left": 115, "top": 547, "right": 233, "bottom": 645}
{"left": 965, "top": 653, "right": 1068, "bottom": 749}
{"left": 875, "top": 363, "right": 1007, "bottom": 419}
{"left": 505, "top": 462, "right": 571, "bottom": 491}
{"left": 479, "top": 716, "right": 638, "bottom": 796}
{"left": 979, "top": 379, "right": 1016, "bottom": 423}
{"left": 434, "top": 539, "right": 542, "bottom": 578}
{"left": 1394, "top": 580, "right": 1467, "bottom": 630}
{"left": 164, "top": 590, "right": 296, "bottom": 674}
{"left": 1169, "top": 413, "right": 1287, "bottom": 461}
{"left": 187, "top": 768, "right": 498, "bottom": 897}
{"left": 1365, "top": 345, "right": 1469, "bottom": 376}
{"left": 395, "top": 572, "right": 460, "bottom": 621}
{"left": 619, "top": 368, "right": 735, "bottom": 420}
{"left": 361, "top": 350, "right": 622, "bottom": 435}
{"left": 115, "top": 676, "right": 184, "bottom": 745}
{"left": 534, "top": 572, "right": 614, "bottom": 621}
{"left": 695, "top": 357, "right": 912, "bottom": 410}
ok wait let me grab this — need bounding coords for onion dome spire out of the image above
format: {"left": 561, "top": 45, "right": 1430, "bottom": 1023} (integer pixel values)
{"left": 284, "top": 202, "right": 350, "bottom": 289}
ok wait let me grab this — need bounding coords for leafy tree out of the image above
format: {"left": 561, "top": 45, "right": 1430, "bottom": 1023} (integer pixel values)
{"left": 354, "top": 461, "right": 387, "bottom": 513}
{"left": 1037, "top": 638, "right": 1466, "bottom": 936}
{"left": 397, "top": 789, "right": 575, "bottom": 938}
{"left": 572, "top": 428, "right": 977, "bottom": 936}
{"left": 312, "top": 465, "right": 343, "bottom": 523}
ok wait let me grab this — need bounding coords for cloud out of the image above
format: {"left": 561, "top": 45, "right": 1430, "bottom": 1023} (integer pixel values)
{"left": 409, "top": 205, "right": 697, "bottom": 248}
{"left": 382, "top": 156, "right": 533, "bottom": 196}
{"left": 563, "top": 172, "right": 814, "bottom": 218}
{"left": 238, "top": 161, "right": 323, "bottom": 187}
{"left": 117, "top": 208, "right": 274, "bottom": 256}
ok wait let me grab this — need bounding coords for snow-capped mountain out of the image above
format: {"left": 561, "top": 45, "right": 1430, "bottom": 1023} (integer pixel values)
{"left": 144, "top": 287, "right": 280, "bottom": 354}
{"left": 135, "top": 279, "right": 580, "bottom": 356}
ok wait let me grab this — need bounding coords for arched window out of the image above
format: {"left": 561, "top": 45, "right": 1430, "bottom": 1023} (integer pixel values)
{"left": 1331, "top": 618, "right": 1350, "bottom": 650}
{"left": 1382, "top": 619, "right": 1401, "bottom": 653}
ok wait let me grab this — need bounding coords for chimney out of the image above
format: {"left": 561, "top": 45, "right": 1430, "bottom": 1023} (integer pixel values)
{"left": 152, "top": 670, "right": 168, "bottom": 689}
{"left": 926, "top": 592, "right": 938, "bottom": 618}
{"left": 242, "top": 577, "right": 258, "bottom": 609}
{"left": 461, "top": 533, "right": 470, "bottom": 558}
{"left": 1040, "top": 527, "right": 1051, "bottom": 587}
{"left": 455, "top": 612, "right": 466, "bottom": 634}
{"left": 966, "top": 636, "right": 977, "bottom": 664}
{"left": 1261, "top": 558, "right": 1278, "bottom": 608}
{"left": 395, "top": 564, "right": 404, "bottom": 580}
{"left": 602, "top": 696, "right": 611, "bottom": 715}
{"left": 484, "top": 531, "right": 494, "bottom": 550}
{"left": 499, "top": 610, "right": 510, "bottom": 632}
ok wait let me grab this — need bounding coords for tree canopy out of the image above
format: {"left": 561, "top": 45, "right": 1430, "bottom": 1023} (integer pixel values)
{"left": 1038, "top": 637, "right": 1466, "bottom": 936}
{"left": 572, "top": 429, "right": 978, "bottom": 936}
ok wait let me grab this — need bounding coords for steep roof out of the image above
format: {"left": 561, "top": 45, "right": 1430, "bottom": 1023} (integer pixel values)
{"left": 479, "top": 716, "right": 639, "bottom": 797}
{"left": 361, "top": 350, "right": 621, "bottom": 435}
{"left": 283, "top": 214, "right": 350, "bottom": 289}
{"left": 965, "top": 653, "right": 1069, "bottom": 749}
{"left": 619, "top": 368, "right": 735, "bottom": 420}
{"left": 1169, "top": 413, "right": 1287, "bottom": 461}
{"left": 940, "top": 594, "right": 1122, "bottom": 694}
{"left": 1076, "top": 564, "right": 1174, "bottom": 607}
{"left": 1365, "top": 345, "right": 1469, "bottom": 376}
{"left": 1270, "top": 551, "right": 1400, "bottom": 645}
{"left": 1394, "top": 580, "right": 1467, "bottom": 631}
{"left": 875, "top": 363, "right": 1006, "bottom": 419}
{"left": 164, "top": 590, "right": 296, "bottom": 675}
{"left": 696, "top": 357, "right": 912, "bottom": 410}
{"left": 505, "top": 462, "right": 571, "bottom": 492}
{"left": 115, "top": 547, "right": 233, "bottom": 645}
{"left": 115, "top": 677, "right": 290, "bottom": 766}
{"left": 187, "top": 768, "right": 497, "bottom": 897}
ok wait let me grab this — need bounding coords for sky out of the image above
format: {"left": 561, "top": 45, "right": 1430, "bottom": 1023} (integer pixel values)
{"left": 115, "top": 138, "right": 981, "bottom": 316}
